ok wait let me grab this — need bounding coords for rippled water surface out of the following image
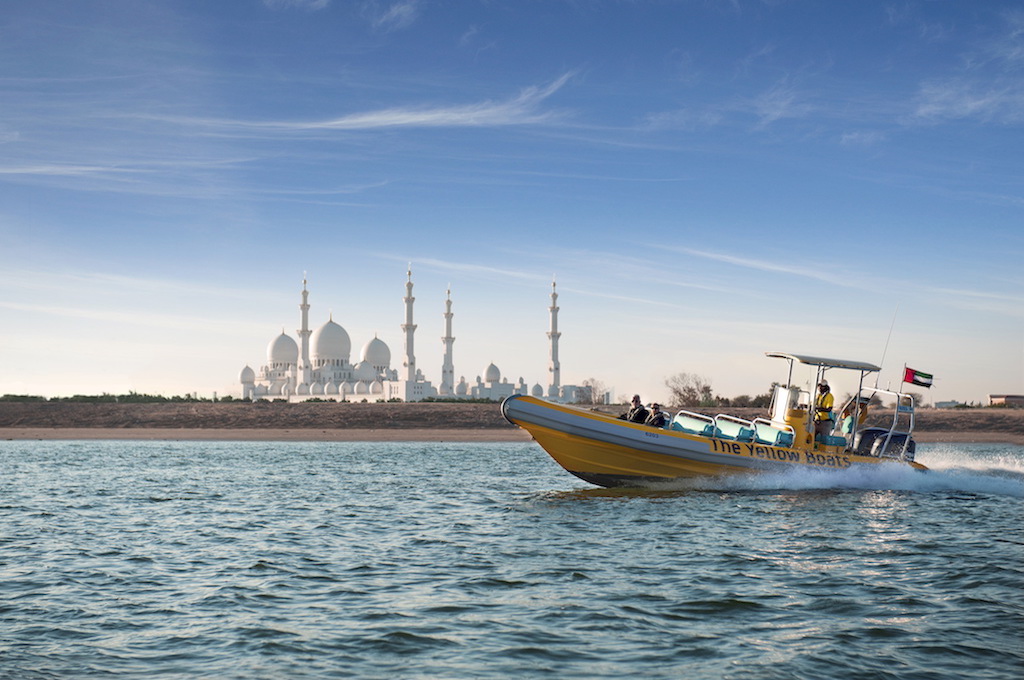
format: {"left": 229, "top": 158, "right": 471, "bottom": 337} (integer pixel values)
{"left": 2, "top": 440, "right": 1022, "bottom": 679}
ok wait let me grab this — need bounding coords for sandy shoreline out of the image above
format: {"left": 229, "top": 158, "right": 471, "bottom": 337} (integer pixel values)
{"left": 0, "top": 427, "right": 533, "bottom": 442}
{"left": 1, "top": 427, "right": 1020, "bottom": 445}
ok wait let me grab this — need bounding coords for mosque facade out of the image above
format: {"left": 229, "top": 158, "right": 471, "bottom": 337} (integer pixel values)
{"left": 239, "top": 270, "right": 584, "bottom": 403}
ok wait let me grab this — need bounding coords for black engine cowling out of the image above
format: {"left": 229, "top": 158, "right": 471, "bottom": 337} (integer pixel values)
{"left": 853, "top": 427, "right": 916, "bottom": 461}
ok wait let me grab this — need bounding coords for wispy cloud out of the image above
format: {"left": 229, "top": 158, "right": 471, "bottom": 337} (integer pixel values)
{"left": 839, "top": 130, "right": 886, "bottom": 146}
{"left": 459, "top": 25, "right": 480, "bottom": 47}
{"left": 264, "top": 0, "right": 330, "bottom": 11}
{"left": 909, "top": 10, "right": 1024, "bottom": 124}
{"left": 671, "top": 247, "right": 1024, "bottom": 318}
{"left": 0, "top": 164, "right": 139, "bottom": 177}
{"left": 0, "top": 300, "right": 270, "bottom": 339}
{"left": 136, "top": 74, "right": 574, "bottom": 134}
{"left": 924, "top": 285, "right": 1024, "bottom": 318}
{"left": 393, "top": 256, "right": 547, "bottom": 284}
{"left": 643, "top": 108, "right": 724, "bottom": 131}
{"left": 0, "top": 268, "right": 279, "bottom": 303}
{"left": 911, "top": 79, "right": 1024, "bottom": 123}
{"left": 366, "top": 1, "right": 421, "bottom": 32}
{"left": 750, "top": 78, "right": 813, "bottom": 127}
{"left": 983, "top": 8, "right": 1024, "bottom": 67}
{"left": 669, "top": 246, "right": 862, "bottom": 289}
{"left": 642, "top": 76, "right": 814, "bottom": 132}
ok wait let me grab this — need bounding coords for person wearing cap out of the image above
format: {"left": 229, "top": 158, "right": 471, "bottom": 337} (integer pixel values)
{"left": 814, "top": 381, "right": 835, "bottom": 440}
{"left": 645, "top": 403, "right": 668, "bottom": 428}
{"left": 619, "top": 394, "right": 649, "bottom": 423}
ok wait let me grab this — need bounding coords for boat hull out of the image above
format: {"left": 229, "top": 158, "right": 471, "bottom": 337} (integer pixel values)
{"left": 501, "top": 394, "right": 923, "bottom": 487}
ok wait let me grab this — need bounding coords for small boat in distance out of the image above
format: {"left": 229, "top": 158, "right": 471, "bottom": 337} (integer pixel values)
{"left": 501, "top": 351, "right": 927, "bottom": 488}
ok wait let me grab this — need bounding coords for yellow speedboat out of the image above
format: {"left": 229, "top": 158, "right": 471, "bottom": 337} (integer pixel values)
{"left": 501, "top": 351, "right": 928, "bottom": 488}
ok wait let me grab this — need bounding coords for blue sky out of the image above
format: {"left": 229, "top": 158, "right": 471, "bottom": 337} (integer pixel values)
{"left": 1, "top": 0, "right": 1021, "bottom": 405}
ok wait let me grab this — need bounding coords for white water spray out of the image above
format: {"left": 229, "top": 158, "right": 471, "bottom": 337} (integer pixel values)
{"left": 660, "top": 444, "right": 1024, "bottom": 498}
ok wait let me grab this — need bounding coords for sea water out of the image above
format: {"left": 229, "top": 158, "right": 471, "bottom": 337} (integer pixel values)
{"left": 1, "top": 440, "right": 1021, "bottom": 679}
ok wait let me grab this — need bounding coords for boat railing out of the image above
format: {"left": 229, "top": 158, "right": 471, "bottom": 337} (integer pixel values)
{"left": 752, "top": 418, "right": 796, "bottom": 448}
{"left": 670, "top": 410, "right": 715, "bottom": 437}
{"left": 713, "top": 414, "right": 755, "bottom": 442}
{"left": 850, "top": 387, "right": 916, "bottom": 459}
{"left": 851, "top": 387, "right": 914, "bottom": 428}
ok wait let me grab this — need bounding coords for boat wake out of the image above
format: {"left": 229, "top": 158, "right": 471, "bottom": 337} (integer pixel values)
{"left": 636, "top": 444, "right": 1024, "bottom": 498}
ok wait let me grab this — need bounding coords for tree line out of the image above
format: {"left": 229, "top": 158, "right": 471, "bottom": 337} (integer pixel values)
{"left": 577, "top": 372, "right": 935, "bottom": 410}
{"left": 576, "top": 373, "right": 772, "bottom": 408}
{"left": 0, "top": 392, "right": 228, "bottom": 403}
{"left": 663, "top": 372, "right": 773, "bottom": 408}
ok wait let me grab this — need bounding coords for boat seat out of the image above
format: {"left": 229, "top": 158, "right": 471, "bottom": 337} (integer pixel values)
{"left": 817, "top": 434, "right": 847, "bottom": 447}
{"left": 671, "top": 414, "right": 715, "bottom": 437}
{"left": 671, "top": 421, "right": 715, "bottom": 437}
{"left": 755, "top": 429, "right": 794, "bottom": 447}
{"left": 715, "top": 426, "right": 754, "bottom": 442}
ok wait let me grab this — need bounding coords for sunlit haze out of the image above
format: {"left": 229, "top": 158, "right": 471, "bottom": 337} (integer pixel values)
{"left": 1, "top": 1, "right": 1021, "bottom": 405}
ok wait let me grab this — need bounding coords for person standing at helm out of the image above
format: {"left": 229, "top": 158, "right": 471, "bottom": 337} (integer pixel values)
{"left": 814, "top": 381, "right": 835, "bottom": 440}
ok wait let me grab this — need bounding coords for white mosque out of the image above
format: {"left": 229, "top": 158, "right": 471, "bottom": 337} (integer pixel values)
{"left": 239, "top": 270, "right": 586, "bottom": 403}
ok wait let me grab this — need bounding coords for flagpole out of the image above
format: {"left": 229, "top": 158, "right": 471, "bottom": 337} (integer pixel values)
{"left": 877, "top": 304, "right": 899, "bottom": 388}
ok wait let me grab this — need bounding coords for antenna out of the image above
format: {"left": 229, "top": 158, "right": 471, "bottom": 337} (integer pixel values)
{"left": 876, "top": 303, "right": 899, "bottom": 388}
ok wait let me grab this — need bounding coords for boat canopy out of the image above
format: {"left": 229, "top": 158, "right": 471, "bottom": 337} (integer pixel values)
{"left": 765, "top": 352, "right": 881, "bottom": 373}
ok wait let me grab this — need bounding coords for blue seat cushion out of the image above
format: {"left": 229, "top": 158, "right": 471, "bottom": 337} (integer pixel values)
{"left": 671, "top": 418, "right": 715, "bottom": 437}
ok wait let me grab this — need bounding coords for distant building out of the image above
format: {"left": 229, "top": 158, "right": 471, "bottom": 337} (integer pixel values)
{"left": 935, "top": 400, "right": 963, "bottom": 409}
{"left": 239, "top": 271, "right": 585, "bottom": 402}
{"left": 988, "top": 394, "right": 1024, "bottom": 407}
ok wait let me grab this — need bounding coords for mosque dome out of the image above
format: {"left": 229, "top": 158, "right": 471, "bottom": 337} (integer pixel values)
{"left": 484, "top": 363, "right": 501, "bottom": 383}
{"left": 355, "top": 360, "right": 378, "bottom": 381}
{"left": 240, "top": 365, "right": 256, "bottom": 383}
{"left": 325, "top": 381, "right": 339, "bottom": 395}
{"left": 312, "top": 319, "right": 351, "bottom": 363}
{"left": 532, "top": 383, "right": 544, "bottom": 397}
{"left": 360, "top": 336, "right": 391, "bottom": 367}
{"left": 268, "top": 332, "right": 298, "bottom": 364}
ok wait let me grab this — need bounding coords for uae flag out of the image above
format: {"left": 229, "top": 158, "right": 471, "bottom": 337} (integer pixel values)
{"left": 903, "top": 367, "right": 933, "bottom": 388}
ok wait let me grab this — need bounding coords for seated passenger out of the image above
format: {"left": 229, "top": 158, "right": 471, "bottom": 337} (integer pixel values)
{"left": 619, "top": 394, "right": 649, "bottom": 423}
{"left": 645, "top": 403, "right": 668, "bottom": 428}
{"left": 840, "top": 400, "right": 869, "bottom": 434}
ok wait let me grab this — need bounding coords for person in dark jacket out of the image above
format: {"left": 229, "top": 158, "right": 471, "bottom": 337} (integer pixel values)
{"left": 645, "top": 403, "right": 668, "bottom": 428}
{"left": 619, "top": 394, "right": 649, "bottom": 423}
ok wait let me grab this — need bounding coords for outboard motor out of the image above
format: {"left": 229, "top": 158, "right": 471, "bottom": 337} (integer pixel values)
{"left": 853, "top": 427, "right": 889, "bottom": 456}
{"left": 853, "top": 427, "right": 917, "bottom": 462}
{"left": 872, "top": 433, "right": 916, "bottom": 461}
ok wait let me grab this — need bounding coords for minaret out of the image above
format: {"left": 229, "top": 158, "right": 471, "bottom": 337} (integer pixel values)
{"left": 298, "top": 275, "right": 312, "bottom": 386}
{"left": 440, "top": 286, "right": 455, "bottom": 395}
{"left": 547, "top": 279, "right": 561, "bottom": 397}
{"left": 402, "top": 266, "right": 417, "bottom": 382}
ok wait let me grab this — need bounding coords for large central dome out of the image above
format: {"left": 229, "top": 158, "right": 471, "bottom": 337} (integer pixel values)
{"left": 312, "top": 319, "right": 351, "bottom": 362}
{"left": 484, "top": 362, "right": 501, "bottom": 383}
